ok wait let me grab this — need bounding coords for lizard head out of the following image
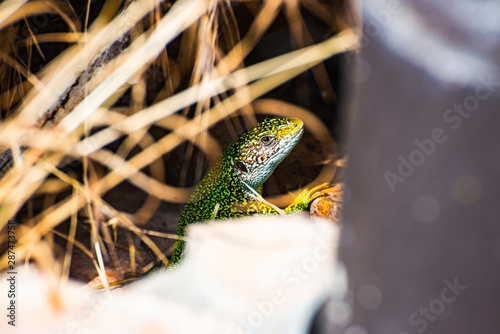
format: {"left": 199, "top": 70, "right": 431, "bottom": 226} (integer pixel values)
{"left": 228, "top": 117, "right": 304, "bottom": 189}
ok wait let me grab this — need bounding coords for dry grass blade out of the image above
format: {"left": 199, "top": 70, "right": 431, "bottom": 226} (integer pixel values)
{"left": 0, "top": 1, "right": 78, "bottom": 31}
{"left": 0, "top": 0, "right": 28, "bottom": 27}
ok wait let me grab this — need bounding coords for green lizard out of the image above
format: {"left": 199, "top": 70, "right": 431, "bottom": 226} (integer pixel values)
{"left": 169, "top": 116, "right": 329, "bottom": 264}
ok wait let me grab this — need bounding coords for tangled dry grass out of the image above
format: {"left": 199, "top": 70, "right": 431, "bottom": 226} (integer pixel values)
{"left": 0, "top": 0, "right": 357, "bottom": 285}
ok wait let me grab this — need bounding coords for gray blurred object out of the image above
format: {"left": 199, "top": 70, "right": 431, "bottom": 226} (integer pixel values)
{"left": 339, "top": 0, "right": 500, "bottom": 333}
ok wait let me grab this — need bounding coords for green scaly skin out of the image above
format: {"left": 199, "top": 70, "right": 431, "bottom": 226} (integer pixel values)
{"left": 169, "top": 117, "right": 327, "bottom": 265}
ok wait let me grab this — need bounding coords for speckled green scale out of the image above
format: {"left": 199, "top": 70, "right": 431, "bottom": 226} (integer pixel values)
{"left": 170, "top": 117, "right": 323, "bottom": 264}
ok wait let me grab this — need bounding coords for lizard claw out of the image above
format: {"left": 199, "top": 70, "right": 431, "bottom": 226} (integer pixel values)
{"left": 306, "top": 182, "right": 331, "bottom": 200}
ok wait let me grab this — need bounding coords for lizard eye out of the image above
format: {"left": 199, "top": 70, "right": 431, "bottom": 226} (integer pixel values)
{"left": 260, "top": 136, "right": 275, "bottom": 146}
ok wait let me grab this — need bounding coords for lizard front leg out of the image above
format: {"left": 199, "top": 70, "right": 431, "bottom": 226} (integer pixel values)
{"left": 284, "top": 182, "right": 331, "bottom": 214}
